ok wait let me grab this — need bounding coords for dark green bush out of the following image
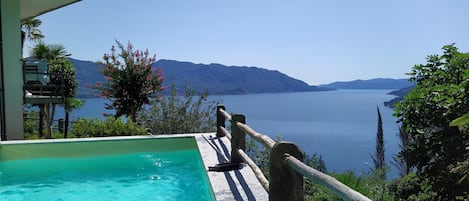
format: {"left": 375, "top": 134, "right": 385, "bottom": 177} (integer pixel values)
{"left": 388, "top": 173, "right": 437, "bottom": 201}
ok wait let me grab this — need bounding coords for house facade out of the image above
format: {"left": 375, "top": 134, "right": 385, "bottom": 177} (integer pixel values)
{"left": 0, "top": 0, "right": 79, "bottom": 140}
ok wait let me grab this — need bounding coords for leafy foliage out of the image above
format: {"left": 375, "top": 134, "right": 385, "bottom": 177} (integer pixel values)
{"left": 49, "top": 58, "right": 78, "bottom": 98}
{"left": 70, "top": 117, "right": 147, "bottom": 137}
{"left": 451, "top": 112, "right": 469, "bottom": 127}
{"left": 138, "top": 84, "right": 219, "bottom": 134}
{"left": 93, "top": 40, "right": 164, "bottom": 122}
{"left": 394, "top": 44, "right": 469, "bottom": 199}
{"left": 31, "top": 43, "right": 76, "bottom": 138}
{"left": 388, "top": 173, "right": 437, "bottom": 201}
{"left": 23, "top": 109, "right": 39, "bottom": 136}
{"left": 21, "top": 18, "right": 44, "bottom": 52}
{"left": 304, "top": 170, "right": 392, "bottom": 201}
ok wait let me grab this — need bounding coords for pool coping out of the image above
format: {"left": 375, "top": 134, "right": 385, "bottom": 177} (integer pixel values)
{"left": 1, "top": 134, "right": 269, "bottom": 201}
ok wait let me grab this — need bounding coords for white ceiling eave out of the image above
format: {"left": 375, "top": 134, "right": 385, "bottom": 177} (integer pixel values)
{"left": 21, "top": 0, "right": 81, "bottom": 20}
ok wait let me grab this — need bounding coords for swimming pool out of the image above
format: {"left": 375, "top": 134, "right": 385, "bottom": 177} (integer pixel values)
{"left": 0, "top": 136, "right": 215, "bottom": 201}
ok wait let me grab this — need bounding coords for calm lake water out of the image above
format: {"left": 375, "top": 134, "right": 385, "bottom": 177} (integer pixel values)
{"left": 58, "top": 90, "right": 400, "bottom": 177}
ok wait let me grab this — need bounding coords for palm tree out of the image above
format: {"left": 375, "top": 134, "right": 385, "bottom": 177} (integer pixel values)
{"left": 32, "top": 43, "right": 73, "bottom": 138}
{"left": 32, "top": 43, "right": 70, "bottom": 60}
{"left": 63, "top": 98, "right": 84, "bottom": 138}
{"left": 21, "top": 18, "right": 44, "bottom": 54}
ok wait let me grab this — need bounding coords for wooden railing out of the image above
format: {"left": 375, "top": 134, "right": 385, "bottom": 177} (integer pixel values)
{"left": 216, "top": 105, "right": 372, "bottom": 201}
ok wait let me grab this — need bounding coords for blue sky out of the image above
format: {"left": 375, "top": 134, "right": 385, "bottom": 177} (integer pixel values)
{"left": 32, "top": 0, "right": 469, "bottom": 85}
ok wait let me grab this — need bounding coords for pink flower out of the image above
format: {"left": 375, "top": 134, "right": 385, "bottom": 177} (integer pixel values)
{"left": 147, "top": 86, "right": 153, "bottom": 92}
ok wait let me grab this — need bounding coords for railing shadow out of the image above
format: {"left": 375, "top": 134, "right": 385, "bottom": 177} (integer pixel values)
{"left": 210, "top": 136, "right": 256, "bottom": 201}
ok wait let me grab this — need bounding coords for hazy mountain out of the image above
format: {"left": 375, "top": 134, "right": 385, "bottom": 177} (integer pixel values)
{"left": 69, "top": 58, "right": 325, "bottom": 97}
{"left": 154, "top": 59, "right": 325, "bottom": 94}
{"left": 319, "top": 78, "right": 413, "bottom": 89}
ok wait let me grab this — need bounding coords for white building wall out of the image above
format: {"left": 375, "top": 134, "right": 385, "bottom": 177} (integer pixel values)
{"left": 1, "top": 0, "right": 25, "bottom": 140}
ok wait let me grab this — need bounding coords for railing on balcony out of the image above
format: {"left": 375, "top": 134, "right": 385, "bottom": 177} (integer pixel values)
{"left": 216, "top": 104, "right": 372, "bottom": 201}
{"left": 23, "top": 60, "right": 64, "bottom": 104}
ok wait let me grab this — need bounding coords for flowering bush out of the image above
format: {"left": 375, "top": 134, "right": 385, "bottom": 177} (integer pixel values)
{"left": 93, "top": 40, "right": 164, "bottom": 122}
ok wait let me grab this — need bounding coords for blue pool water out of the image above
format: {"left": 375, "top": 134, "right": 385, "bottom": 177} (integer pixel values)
{"left": 0, "top": 137, "right": 215, "bottom": 201}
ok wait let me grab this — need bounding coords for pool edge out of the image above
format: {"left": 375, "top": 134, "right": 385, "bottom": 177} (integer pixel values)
{"left": 1, "top": 133, "right": 269, "bottom": 200}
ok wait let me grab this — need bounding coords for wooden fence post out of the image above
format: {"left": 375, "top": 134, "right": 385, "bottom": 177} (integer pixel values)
{"left": 269, "top": 141, "right": 304, "bottom": 201}
{"left": 230, "top": 113, "right": 246, "bottom": 163}
{"left": 216, "top": 104, "right": 226, "bottom": 137}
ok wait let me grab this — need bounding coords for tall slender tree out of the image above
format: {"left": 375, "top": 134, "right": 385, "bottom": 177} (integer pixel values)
{"left": 371, "top": 106, "right": 386, "bottom": 179}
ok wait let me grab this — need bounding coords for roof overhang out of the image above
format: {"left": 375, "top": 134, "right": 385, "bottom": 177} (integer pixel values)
{"left": 21, "top": 0, "right": 81, "bottom": 20}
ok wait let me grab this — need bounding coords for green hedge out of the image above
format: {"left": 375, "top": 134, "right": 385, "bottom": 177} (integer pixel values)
{"left": 70, "top": 117, "right": 147, "bottom": 138}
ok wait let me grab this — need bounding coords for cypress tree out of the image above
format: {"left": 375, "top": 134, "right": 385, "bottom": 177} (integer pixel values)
{"left": 372, "top": 106, "right": 386, "bottom": 179}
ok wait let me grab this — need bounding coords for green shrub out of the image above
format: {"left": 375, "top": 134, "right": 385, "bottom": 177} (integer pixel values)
{"left": 24, "top": 110, "right": 39, "bottom": 136}
{"left": 70, "top": 117, "right": 147, "bottom": 138}
{"left": 388, "top": 173, "right": 437, "bottom": 201}
{"left": 138, "top": 84, "right": 219, "bottom": 134}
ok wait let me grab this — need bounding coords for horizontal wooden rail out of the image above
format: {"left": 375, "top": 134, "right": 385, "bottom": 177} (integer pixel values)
{"left": 285, "top": 154, "right": 372, "bottom": 201}
{"left": 237, "top": 148, "right": 270, "bottom": 192}
{"left": 219, "top": 108, "right": 232, "bottom": 121}
{"left": 216, "top": 104, "right": 372, "bottom": 201}
{"left": 236, "top": 122, "right": 275, "bottom": 149}
{"left": 219, "top": 126, "right": 232, "bottom": 140}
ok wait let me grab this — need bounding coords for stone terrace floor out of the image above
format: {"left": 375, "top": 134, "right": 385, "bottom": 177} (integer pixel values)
{"left": 194, "top": 133, "right": 269, "bottom": 201}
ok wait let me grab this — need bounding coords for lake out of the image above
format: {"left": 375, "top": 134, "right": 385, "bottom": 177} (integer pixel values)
{"left": 58, "top": 90, "right": 400, "bottom": 177}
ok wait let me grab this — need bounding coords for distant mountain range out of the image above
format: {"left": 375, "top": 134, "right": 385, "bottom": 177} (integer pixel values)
{"left": 70, "top": 58, "right": 414, "bottom": 98}
{"left": 320, "top": 78, "right": 413, "bottom": 89}
{"left": 69, "top": 58, "right": 326, "bottom": 97}
{"left": 154, "top": 59, "right": 324, "bottom": 94}
{"left": 319, "top": 78, "right": 415, "bottom": 107}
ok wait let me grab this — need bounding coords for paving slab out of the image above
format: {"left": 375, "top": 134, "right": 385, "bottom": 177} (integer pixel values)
{"left": 195, "top": 133, "right": 269, "bottom": 201}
